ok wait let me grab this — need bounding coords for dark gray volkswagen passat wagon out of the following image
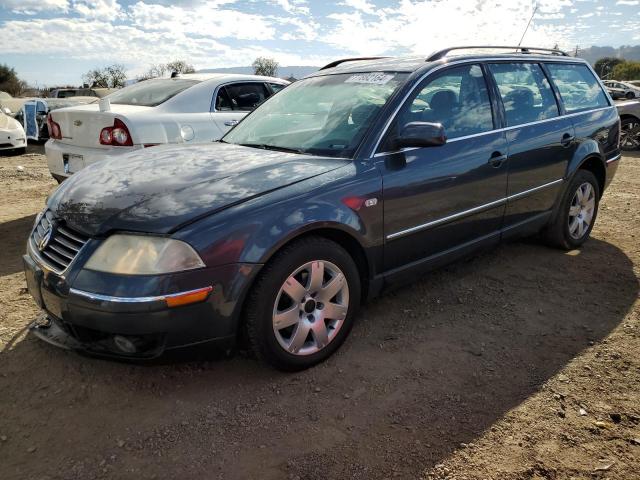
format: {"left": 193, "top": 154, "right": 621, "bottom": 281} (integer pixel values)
{"left": 24, "top": 47, "right": 621, "bottom": 370}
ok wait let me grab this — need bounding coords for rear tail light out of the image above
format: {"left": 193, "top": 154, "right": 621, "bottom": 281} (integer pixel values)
{"left": 99, "top": 118, "right": 133, "bottom": 146}
{"left": 47, "top": 114, "right": 62, "bottom": 140}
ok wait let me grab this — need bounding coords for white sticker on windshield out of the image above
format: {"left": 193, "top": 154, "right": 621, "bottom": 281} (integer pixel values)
{"left": 345, "top": 73, "right": 394, "bottom": 85}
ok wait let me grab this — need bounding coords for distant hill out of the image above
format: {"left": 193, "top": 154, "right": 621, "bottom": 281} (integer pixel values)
{"left": 197, "top": 65, "right": 320, "bottom": 80}
{"left": 577, "top": 45, "right": 640, "bottom": 64}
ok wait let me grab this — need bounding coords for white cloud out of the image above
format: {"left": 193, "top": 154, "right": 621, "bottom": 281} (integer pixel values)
{"left": 325, "top": 0, "right": 578, "bottom": 57}
{"left": 73, "top": 0, "right": 123, "bottom": 20}
{"left": 340, "top": 0, "right": 377, "bottom": 15}
{"left": 271, "top": 0, "right": 310, "bottom": 15}
{"left": 276, "top": 16, "right": 319, "bottom": 41}
{"left": 616, "top": 0, "right": 639, "bottom": 5}
{"left": 128, "top": 1, "right": 276, "bottom": 40}
{"left": 1, "top": 0, "right": 68, "bottom": 14}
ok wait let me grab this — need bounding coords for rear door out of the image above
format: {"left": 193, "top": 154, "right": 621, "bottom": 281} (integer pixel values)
{"left": 379, "top": 63, "right": 508, "bottom": 272}
{"left": 487, "top": 62, "right": 574, "bottom": 231}
{"left": 210, "top": 82, "right": 271, "bottom": 137}
{"left": 544, "top": 63, "right": 617, "bottom": 163}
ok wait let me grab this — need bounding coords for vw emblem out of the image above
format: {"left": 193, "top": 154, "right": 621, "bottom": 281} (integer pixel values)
{"left": 38, "top": 225, "right": 53, "bottom": 252}
{"left": 73, "top": 120, "right": 82, "bottom": 127}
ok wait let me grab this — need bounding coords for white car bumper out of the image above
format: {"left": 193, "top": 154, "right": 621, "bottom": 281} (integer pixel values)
{"left": 45, "top": 140, "right": 142, "bottom": 180}
{"left": 0, "top": 127, "right": 27, "bottom": 151}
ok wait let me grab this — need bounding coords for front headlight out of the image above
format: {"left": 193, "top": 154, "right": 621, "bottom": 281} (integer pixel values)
{"left": 84, "top": 234, "right": 205, "bottom": 275}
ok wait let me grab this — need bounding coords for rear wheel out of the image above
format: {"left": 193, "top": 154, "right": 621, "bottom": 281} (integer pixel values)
{"left": 245, "top": 236, "right": 361, "bottom": 371}
{"left": 625, "top": 91, "right": 635, "bottom": 100}
{"left": 545, "top": 170, "right": 600, "bottom": 250}
{"left": 620, "top": 117, "right": 640, "bottom": 151}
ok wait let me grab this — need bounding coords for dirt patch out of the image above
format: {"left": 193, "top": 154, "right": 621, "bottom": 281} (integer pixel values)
{"left": 0, "top": 148, "right": 638, "bottom": 480}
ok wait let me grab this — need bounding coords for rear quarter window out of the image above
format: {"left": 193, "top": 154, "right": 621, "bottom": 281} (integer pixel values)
{"left": 545, "top": 63, "right": 610, "bottom": 113}
{"left": 107, "top": 79, "right": 199, "bottom": 107}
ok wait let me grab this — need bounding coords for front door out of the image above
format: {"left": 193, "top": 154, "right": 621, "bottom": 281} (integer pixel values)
{"left": 210, "top": 82, "right": 271, "bottom": 139}
{"left": 378, "top": 63, "right": 508, "bottom": 272}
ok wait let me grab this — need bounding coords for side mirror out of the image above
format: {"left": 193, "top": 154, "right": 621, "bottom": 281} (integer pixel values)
{"left": 397, "top": 121, "right": 447, "bottom": 148}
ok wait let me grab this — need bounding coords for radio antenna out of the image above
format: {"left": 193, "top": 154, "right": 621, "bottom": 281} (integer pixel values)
{"left": 518, "top": 3, "right": 538, "bottom": 47}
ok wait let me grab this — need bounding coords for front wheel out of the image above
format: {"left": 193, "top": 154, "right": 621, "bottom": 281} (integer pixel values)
{"left": 544, "top": 170, "right": 600, "bottom": 250}
{"left": 244, "top": 236, "right": 361, "bottom": 371}
{"left": 626, "top": 91, "right": 635, "bottom": 100}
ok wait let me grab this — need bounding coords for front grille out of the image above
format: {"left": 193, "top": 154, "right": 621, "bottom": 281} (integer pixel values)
{"left": 31, "top": 210, "right": 89, "bottom": 272}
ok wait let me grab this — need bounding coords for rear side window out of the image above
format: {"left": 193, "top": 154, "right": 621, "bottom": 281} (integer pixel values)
{"left": 387, "top": 63, "right": 494, "bottom": 144}
{"left": 545, "top": 63, "right": 609, "bottom": 113}
{"left": 108, "top": 79, "right": 199, "bottom": 107}
{"left": 488, "top": 63, "right": 558, "bottom": 127}
{"left": 224, "top": 83, "right": 270, "bottom": 111}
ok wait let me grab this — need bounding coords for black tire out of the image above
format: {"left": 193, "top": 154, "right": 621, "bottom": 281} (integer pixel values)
{"left": 626, "top": 91, "right": 635, "bottom": 100}
{"left": 544, "top": 170, "right": 600, "bottom": 250}
{"left": 244, "top": 236, "right": 361, "bottom": 371}
{"left": 620, "top": 117, "right": 640, "bottom": 151}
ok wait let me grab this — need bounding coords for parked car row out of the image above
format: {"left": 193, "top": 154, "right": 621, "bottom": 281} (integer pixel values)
{"left": 44, "top": 74, "right": 288, "bottom": 181}
{"left": 603, "top": 79, "right": 640, "bottom": 100}
{"left": 24, "top": 46, "right": 622, "bottom": 370}
{"left": 0, "top": 109, "right": 26, "bottom": 154}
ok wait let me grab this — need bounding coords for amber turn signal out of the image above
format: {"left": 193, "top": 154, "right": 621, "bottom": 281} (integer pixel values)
{"left": 165, "top": 286, "right": 213, "bottom": 308}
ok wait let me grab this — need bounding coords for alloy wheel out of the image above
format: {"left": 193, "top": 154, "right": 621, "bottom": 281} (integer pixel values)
{"left": 272, "top": 260, "right": 349, "bottom": 355}
{"left": 620, "top": 120, "right": 640, "bottom": 151}
{"left": 568, "top": 182, "right": 596, "bottom": 240}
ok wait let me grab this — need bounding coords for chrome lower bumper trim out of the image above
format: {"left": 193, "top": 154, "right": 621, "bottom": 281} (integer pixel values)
{"left": 69, "top": 287, "right": 210, "bottom": 305}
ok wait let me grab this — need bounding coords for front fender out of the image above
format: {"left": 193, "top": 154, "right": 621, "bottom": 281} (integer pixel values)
{"left": 175, "top": 161, "right": 384, "bottom": 278}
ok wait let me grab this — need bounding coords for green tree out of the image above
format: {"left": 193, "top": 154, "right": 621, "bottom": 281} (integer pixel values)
{"left": 82, "top": 64, "right": 127, "bottom": 88}
{"left": 611, "top": 61, "right": 640, "bottom": 81}
{"left": 252, "top": 57, "right": 279, "bottom": 77}
{"left": 593, "top": 57, "right": 624, "bottom": 79}
{"left": 0, "top": 64, "right": 27, "bottom": 96}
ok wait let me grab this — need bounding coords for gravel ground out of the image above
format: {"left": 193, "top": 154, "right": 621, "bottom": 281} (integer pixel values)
{"left": 0, "top": 145, "right": 639, "bottom": 480}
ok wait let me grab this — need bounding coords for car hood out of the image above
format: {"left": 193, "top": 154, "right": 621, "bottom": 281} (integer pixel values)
{"left": 48, "top": 143, "right": 349, "bottom": 236}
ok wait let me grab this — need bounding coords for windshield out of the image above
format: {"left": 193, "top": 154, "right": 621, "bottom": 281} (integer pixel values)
{"left": 223, "top": 72, "right": 408, "bottom": 157}
{"left": 107, "top": 78, "right": 199, "bottom": 107}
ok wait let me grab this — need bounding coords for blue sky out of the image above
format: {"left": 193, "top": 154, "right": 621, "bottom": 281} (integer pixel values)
{"left": 1, "top": 0, "right": 639, "bottom": 86}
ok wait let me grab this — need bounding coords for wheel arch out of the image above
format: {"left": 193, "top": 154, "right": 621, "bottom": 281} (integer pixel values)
{"left": 261, "top": 224, "right": 373, "bottom": 301}
{"left": 576, "top": 154, "right": 606, "bottom": 198}
{"left": 619, "top": 113, "right": 640, "bottom": 123}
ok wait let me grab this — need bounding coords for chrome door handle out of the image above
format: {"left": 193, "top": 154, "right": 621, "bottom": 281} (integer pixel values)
{"left": 224, "top": 120, "right": 239, "bottom": 127}
{"left": 488, "top": 152, "right": 507, "bottom": 168}
{"left": 561, "top": 133, "right": 575, "bottom": 147}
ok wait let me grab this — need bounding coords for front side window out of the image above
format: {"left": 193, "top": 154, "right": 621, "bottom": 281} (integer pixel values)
{"left": 545, "top": 63, "right": 610, "bottom": 113}
{"left": 107, "top": 79, "right": 199, "bottom": 107}
{"left": 381, "top": 64, "right": 494, "bottom": 151}
{"left": 224, "top": 83, "right": 270, "bottom": 111}
{"left": 223, "top": 72, "right": 408, "bottom": 158}
{"left": 488, "top": 63, "right": 558, "bottom": 127}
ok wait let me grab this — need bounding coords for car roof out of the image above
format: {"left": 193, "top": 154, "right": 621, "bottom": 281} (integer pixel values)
{"left": 309, "top": 52, "right": 589, "bottom": 77}
{"left": 178, "top": 73, "right": 289, "bottom": 84}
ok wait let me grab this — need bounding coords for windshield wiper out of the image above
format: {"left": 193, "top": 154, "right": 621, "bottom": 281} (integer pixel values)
{"left": 238, "top": 143, "right": 306, "bottom": 154}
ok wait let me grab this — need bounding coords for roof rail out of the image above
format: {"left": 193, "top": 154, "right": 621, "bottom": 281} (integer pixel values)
{"left": 320, "top": 57, "right": 390, "bottom": 70}
{"left": 426, "top": 46, "right": 569, "bottom": 62}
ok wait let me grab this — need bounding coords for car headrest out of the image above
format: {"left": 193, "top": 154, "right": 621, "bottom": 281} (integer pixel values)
{"left": 430, "top": 90, "right": 457, "bottom": 112}
{"left": 504, "top": 88, "right": 534, "bottom": 108}
{"left": 350, "top": 103, "right": 379, "bottom": 125}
